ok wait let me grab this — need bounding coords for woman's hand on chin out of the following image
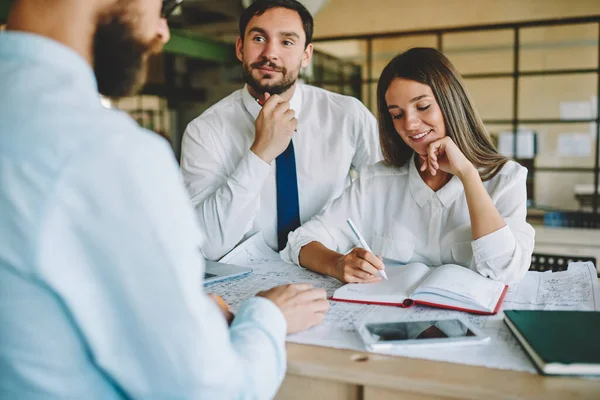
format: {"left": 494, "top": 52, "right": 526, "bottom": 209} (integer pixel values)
{"left": 419, "top": 136, "right": 476, "bottom": 179}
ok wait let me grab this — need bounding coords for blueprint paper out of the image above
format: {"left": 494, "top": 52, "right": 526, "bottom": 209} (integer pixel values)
{"left": 502, "top": 262, "right": 600, "bottom": 311}
{"left": 219, "top": 232, "right": 281, "bottom": 265}
{"left": 209, "top": 236, "right": 599, "bottom": 373}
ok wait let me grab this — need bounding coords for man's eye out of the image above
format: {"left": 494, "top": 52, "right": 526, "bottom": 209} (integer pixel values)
{"left": 253, "top": 36, "right": 265, "bottom": 43}
{"left": 283, "top": 40, "right": 294, "bottom": 46}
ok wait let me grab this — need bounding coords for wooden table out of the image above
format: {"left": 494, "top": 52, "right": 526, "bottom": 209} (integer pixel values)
{"left": 276, "top": 343, "right": 600, "bottom": 399}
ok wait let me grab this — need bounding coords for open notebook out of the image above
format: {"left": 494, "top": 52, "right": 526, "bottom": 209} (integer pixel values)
{"left": 330, "top": 263, "right": 508, "bottom": 315}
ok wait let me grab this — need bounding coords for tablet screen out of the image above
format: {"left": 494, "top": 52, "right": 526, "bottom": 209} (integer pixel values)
{"left": 364, "top": 319, "right": 475, "bottom": 341}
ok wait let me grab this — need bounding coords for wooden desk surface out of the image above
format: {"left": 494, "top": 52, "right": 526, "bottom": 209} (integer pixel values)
{"left": 277, "top": 343, "right": 600, "bottom": 400}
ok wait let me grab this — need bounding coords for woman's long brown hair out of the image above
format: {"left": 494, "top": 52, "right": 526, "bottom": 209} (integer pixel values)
{"left": 377, "top": 47, "right": 507, "bottom": 181}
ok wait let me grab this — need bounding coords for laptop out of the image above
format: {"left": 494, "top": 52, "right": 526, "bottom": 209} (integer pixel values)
{"left": 203, "top": 260, "right": 252, "bottom": 285}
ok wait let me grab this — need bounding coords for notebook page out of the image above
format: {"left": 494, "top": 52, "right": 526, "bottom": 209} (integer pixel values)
{"left": 332, "top": 262, "right": 431, "bottom": 303}
{"left": 413, "top": 264, "right": 505, "bottom": 311}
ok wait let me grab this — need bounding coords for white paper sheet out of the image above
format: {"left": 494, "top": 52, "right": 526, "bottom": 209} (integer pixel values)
{"left": 497, "top": 128, "right": 536, "bottom": 158}
{"left": 502, "top": 262, "right": 600, "bottom": 311}
{"left": 219, "top": 232, "right": 281, "bottom": 265}
{"left": 560, "top": 100, "right": 593, "bottom": 120}
{"left": 212, "top": 233, "right": 341, "bottom": 311}
{"left": 208, "top": 238, "right": 599, "bottom": 373}
{"left": 557, "top": 133, "right": 592, "bottom": 157}
{"left": 207, "top": 260, "right": 341, "bottom": 311}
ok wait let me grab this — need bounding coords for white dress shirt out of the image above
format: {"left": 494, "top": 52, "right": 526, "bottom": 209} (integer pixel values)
{"left": 0, "top": 32, "right": 286, "bottom": 399}
{"left": 181, "top": 83, "right": 382, "bottom": 260}
{"left": 282, "top": 158, "right": 535, "bottom": 284}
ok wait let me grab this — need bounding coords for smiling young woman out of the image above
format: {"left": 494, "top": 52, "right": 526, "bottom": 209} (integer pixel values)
{"left": 377, "top": 48, "right": 508, "bottom": 183}
{"left": 280, "top": 48, "right": 535, "bottom": 286}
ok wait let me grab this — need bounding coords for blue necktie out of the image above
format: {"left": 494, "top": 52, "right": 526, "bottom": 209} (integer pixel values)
{"left": 276, "top": 140, "right": 301, "bottom": 251}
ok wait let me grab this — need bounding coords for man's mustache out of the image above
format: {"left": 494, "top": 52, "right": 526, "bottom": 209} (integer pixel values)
{"left": 250, "top": 60, "right": 284, "bottom": 72}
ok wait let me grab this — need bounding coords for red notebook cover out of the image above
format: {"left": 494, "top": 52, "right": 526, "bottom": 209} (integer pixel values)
{"left": 330, "top": 285, "right": 508, "bottom": 315}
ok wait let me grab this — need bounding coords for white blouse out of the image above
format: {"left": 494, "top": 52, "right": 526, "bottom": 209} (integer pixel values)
{"left": 281, "top": 158, "right": 535, "bottom": 284}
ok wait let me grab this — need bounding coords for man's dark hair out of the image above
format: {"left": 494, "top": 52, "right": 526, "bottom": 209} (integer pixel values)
{"left": 239, "top": 0, "right": 314, "bottom": 48}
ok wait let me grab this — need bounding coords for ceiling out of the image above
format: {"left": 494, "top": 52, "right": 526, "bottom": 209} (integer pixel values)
{"left": 0, "top": 0, "right": 330, "bottom": 62}
{"left": 171, "top": 0, "right": 328, "bottom": 41}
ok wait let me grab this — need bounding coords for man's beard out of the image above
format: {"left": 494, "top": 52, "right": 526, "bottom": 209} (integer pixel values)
{"left": 242, "top": 58, "right": 300, "bottom": 96}
{"left": 93, "top": 15, "right": 155, "bottom": 98}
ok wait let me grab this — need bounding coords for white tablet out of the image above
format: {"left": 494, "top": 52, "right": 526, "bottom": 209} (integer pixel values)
{"left": 357, "top": 318, "right": 490, "bottom": 350}
{"left": 203, "top": 260, "right": 252, "bottom": 285}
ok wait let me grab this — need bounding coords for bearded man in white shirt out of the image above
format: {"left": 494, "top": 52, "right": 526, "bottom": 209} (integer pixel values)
{"left": 181, "top": 0, "right": 382, "bottom": 260}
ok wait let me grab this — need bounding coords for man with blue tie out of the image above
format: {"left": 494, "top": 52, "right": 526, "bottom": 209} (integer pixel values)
{"left": 181, "top": 0, "right": 381, "bottom": 260}
{"left": 0, "top": 0, "right": 329, "bottom": 398}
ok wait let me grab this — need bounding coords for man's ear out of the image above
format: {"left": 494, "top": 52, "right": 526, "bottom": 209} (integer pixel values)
{"left": 301, "top": 43, "right": 313, "bottom": 68}
{"left": 236, "top": 36, "right": 244, "bottom": 62}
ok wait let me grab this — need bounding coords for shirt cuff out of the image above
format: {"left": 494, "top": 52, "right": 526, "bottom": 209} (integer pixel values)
{"left": 233, "top": 296, "right": 287, "bottom": 339}
{"left": 229, "top": 150, "right": 272, "bottom": 195}
{"left": 281, "top": 235, "right": 317, "bottom": 267}
{"left": 471, "top": 225, "right": 516, "bottom": 263}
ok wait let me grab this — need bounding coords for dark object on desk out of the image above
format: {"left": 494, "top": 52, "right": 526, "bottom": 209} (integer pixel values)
{"left": 504, "top": 310, "right": 600, "bottom": 376}
{"left": 529, "top": 253, "right": 597, "bottom": 274}
{"left": 543, "top": 211, "right": 600, "bottom": 229}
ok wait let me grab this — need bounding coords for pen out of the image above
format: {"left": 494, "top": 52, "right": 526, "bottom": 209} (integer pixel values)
{"left": 255, "top": 97, "right": 300, "bottom": 134}
{"left": 346, "top": 218, "right": 388, "bottom": 280}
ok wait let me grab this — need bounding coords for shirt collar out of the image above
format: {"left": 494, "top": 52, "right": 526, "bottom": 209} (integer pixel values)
{"left": 408, "top": 156, "right": 464, "bottom": 208}
{"left": 437, "top": 173, "right": 463, "bottom": 208}
{"left": 241, "top": 83, "right": 304, "bottom": 121}
{"left": 0, "top": 31, "right": 98, "bottom": 96}
{"left": 408, "top": 157, "right": 431, "bottom": 207}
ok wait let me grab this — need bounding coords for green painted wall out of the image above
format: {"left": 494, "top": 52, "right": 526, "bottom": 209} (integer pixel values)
{"left": 0, "top": 1, "right": 234, "bottom": 63}
{"left": 166, "top": 30, "right": 235, "bottom": 63}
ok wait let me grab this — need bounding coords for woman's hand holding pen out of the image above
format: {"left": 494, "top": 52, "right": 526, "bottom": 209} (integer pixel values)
{"left": 250, "top": 92, "right": 298, "bottom": 164}
{"left": 419, "top": 136, "right": 476, "bottom": 180}
{"left": 333, "top": 248, "right": 384, "bottom": 283}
